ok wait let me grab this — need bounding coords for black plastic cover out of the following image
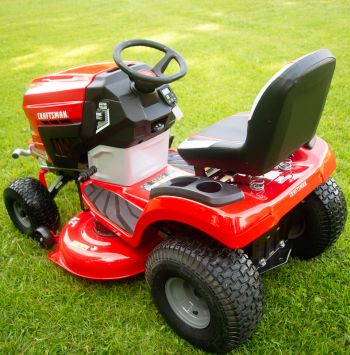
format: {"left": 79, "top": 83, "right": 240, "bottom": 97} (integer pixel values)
{"left": 150, "top": 176, "right": 244, "bottom": 207}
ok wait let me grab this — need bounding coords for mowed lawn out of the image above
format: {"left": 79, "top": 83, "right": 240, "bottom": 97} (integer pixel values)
{"left": 0, "top": 0, "right": 349, "bottom": 353}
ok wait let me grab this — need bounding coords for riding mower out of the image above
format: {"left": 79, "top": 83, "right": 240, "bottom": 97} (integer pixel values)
{"left": 4, "top": 39, "right": 347, "bottom": 353}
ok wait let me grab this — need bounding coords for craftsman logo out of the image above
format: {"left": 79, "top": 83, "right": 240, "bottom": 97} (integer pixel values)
{"left": 37, "top": 111, "right": 69, "bottom": 120}
{"left": 289, "top": 181, "right": 307, "bottom": 198}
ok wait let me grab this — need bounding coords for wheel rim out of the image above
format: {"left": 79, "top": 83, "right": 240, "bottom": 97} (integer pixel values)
{"left": 165, "top": 277, "right": 210, "bottom": 329}
{"left": 13, "top": 201, "right": 31, "bottom": 229}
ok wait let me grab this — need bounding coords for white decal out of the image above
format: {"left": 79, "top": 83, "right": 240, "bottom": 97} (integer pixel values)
{"left": 37, "top": 111, "right": 69, "bottom": 120}
{"left": 96, "top": 102, "right": 110, "bottom": 133}
{"left": 172, "top": 105, "right": 183, "bottom": 120}
{"left": 71, "top": 240, "right": 89, "bottom": 251}
{"left": 142, "top": 168, "right": 185, "bottom": 191}
{"left": 68, "top": 216, "right": 80, "bottom": 228}
{"left": 289, "top": 181, "right": 307, "bottom": 198}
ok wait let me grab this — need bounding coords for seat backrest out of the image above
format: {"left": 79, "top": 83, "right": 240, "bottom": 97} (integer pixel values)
{"left": 245, "top": 49, "right": 336, "bottom": 173}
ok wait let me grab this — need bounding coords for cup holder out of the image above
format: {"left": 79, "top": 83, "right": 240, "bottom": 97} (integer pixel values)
{"left": 170, "top": 176, "right": 198, "bottom": 187}
{"left": 150, "top": 176, "right": 244, "bottom": 207}
{"left": 196, "top": 181, "right": 222, "bottom": 193}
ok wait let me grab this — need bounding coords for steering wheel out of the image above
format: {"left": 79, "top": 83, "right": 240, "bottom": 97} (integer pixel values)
{"left": 113, "top": 39, "right": 187, "bottom": 92}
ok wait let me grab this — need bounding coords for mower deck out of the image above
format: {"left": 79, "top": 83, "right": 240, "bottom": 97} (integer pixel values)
{"left": 48, "top": 211, "right": 162, "bottom": 279}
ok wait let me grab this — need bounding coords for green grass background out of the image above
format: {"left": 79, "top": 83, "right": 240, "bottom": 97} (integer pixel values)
{"left": 0, "top": 0, "right": 349, "bottom": 353}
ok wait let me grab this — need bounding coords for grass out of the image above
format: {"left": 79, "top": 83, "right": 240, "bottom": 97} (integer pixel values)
{"left": 0, "top": 0, "right": 349, "bottom": 353}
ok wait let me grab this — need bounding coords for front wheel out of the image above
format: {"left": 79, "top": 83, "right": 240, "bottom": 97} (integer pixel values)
{"left": 145, "top": 238, "right": 264, "bottom": 353}
{"left": 289, "top": 177, "right": 347, "bottom": 259}
{"left": 4, "top": 177, "right": 60, "bottom": 237}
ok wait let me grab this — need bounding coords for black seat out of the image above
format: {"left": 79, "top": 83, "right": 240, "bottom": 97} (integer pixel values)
{"left": 178, "top": 49, "right": 336, "bottom": 176}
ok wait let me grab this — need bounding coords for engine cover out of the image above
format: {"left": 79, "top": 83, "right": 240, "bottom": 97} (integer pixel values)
{"left": 23, "top": 62, "right": 177, "bottom": 169}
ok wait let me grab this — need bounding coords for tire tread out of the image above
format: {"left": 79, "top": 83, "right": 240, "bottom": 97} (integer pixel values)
{"left": 146, "top": 237, "right": 264, "bottom": 353}
{"left": 292, "top": 177, "right": 347, "bottom": 259}
{"left": 4, "top": 177, "right": 60, "bottom": 235}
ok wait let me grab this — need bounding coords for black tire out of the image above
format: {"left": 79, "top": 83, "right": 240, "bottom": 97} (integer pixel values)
{"left": 290, "top": 177, "right": 347, "bottom": 260}
{"left": 3, "top": 177, "right": 60, "bottom": 236}
{"left": 145, "top": 238, "right": 264, "bottom": 353}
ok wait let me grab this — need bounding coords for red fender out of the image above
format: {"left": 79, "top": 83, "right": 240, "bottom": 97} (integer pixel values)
{"left": 132, "top": 138, "right": 336, "bottom": 249}
{"left": 134, "top": 196, "right": 237, "bottom": 246}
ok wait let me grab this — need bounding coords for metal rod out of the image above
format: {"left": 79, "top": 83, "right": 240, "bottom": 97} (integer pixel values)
{"left": 12, "top": 148, "right": 31, "bottom": 159}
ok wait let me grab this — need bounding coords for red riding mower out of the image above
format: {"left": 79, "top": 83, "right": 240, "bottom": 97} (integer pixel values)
{"left": 4, "top": 39, "right": 347, "bottom": 353}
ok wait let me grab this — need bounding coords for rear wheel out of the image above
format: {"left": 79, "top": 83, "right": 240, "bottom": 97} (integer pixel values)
{"left": 145, "top": 238, "right": 264, "bottom": 353}
{"left": 289, "top": 177, "right": 347, "bottom": 259}
{"left": 4, "top": 177, "right": 60, "bottom": 237}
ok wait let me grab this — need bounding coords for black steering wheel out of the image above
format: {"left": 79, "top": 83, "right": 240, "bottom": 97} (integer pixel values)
{"left": 113, "top": 39, "right": 187, "bottom": 92}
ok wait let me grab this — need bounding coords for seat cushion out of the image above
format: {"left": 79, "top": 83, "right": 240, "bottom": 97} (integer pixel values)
{"left": 178, "top": 113, "right": 249, "bottom": 166}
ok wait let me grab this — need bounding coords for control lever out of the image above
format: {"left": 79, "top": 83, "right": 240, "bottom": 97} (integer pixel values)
{"left": 78, "top": 166, "right": 97, "bottom": 182}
